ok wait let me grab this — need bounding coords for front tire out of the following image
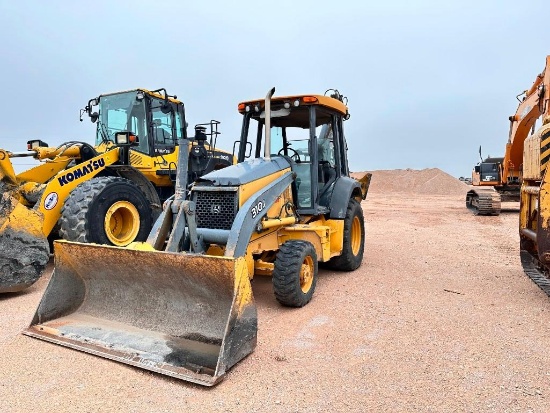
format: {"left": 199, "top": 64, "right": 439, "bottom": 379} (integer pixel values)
{"left": 59, "top": 176, "right": 152, "bottom": 246}
{"left": 325, "top": 198, "right": 365, "bottom": 271}
{"left": 272, "top": 240, "right": 318, "bottom": 307}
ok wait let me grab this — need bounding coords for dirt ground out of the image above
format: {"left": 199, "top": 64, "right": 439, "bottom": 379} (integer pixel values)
{"left": 2, "top": 170, "right": 550, "bottom": 412}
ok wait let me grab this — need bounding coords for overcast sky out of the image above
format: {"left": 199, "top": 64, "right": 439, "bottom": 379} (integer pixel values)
{"left": 0, "top": 0, "right": 547, "bottom": 177}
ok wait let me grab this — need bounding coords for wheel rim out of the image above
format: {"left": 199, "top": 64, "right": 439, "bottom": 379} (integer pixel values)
{"left": 350, "top": 215, "right": 362, "bottom": 256}
{"left": 104, "top": 201, "right": 140, "bottom": 246}
{"left": 300, "top": 255, "right": 315, "bottom": 293}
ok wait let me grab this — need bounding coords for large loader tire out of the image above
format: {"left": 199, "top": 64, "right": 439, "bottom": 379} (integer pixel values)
{"left": 325, "top": 198, "right": 364, "bottom": 271}
{"left": 59, "top": 176, "right": 153, "bottom": 246}
{"left": 272, "top": 240, "right": 318, "bottom": 307}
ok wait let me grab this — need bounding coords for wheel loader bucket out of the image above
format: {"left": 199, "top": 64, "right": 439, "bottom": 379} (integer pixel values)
{"left": 0, "top": 192, "right": 50, "bottom": 292}
{"left": 23, "top": 240, "right": 257, "bottom": 386}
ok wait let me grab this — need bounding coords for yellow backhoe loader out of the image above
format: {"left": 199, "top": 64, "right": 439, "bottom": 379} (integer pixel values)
{"left": 0, "top": 88, "right": 232, "bottom": 292}
{"left": 24, "top": 88, "right": 371, "bottom": 386}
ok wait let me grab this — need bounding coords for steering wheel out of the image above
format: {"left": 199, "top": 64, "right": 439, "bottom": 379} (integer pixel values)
{"left": 278, "top": 147, "right": 300, "bottom": 162}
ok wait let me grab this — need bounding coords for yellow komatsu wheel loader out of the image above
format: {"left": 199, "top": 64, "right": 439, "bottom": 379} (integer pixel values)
{"left": 0, "top": 88, "right": 232, "bottom": 292}
{"left": 24, "top": 88, "right": 372, "bottom": 386}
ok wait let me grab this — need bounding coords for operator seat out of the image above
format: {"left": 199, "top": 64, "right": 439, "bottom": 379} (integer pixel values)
{"left": 318, "top": 161, "right": 336, "bottom": 207}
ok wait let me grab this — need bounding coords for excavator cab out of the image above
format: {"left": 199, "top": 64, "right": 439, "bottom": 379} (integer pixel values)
{"left": 475, "top": 158, "right": 502, "bottom": 184}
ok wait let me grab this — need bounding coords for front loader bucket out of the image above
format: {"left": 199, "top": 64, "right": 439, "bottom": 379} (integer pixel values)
{"left": 23, "top": 241, "right": 257, "bottom": 386}
{"left": 0, "top": 192, "right": 50, "bottom": 292}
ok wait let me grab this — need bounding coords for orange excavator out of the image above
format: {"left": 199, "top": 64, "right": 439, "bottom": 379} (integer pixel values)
{"left": 466, "top": 57, "right": 550, "bottom": 215}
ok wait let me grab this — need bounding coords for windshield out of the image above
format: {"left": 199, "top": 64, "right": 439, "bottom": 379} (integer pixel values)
{"left": 480, "top": 163, "right": 499, "bottom": 181}
{"left": 95, "top": 91, "right": 148, "bottom": 153}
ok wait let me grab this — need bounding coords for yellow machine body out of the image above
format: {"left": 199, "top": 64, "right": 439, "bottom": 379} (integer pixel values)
{"left": 0, "top": 88, "right": 233, "bottom": 293}
{"left": 25, "top": 88, "right": 370, "bottom": 385}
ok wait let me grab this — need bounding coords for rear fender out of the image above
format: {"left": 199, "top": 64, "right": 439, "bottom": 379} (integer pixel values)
{"left": 109, "top": 165, "right": 162, "bottom": 219}
{"left": 329, "top": 176, "right": 363, "bottom": 219}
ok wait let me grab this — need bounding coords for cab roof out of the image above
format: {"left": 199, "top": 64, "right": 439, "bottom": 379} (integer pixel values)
{"left": 99, "top": 88, "right": 183, "bottom": 104}
{"left": 238, "top": 94, "right": 348, "bottom": 116}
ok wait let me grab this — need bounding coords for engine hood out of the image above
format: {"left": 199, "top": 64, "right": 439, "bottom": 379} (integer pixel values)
{"left": 196, "top": 157, "right": 291, "bottom": 187}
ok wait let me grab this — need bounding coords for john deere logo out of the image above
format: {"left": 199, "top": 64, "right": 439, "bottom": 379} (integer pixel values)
{"left": 211, "top": 204, "right": 221, "bottom": 214}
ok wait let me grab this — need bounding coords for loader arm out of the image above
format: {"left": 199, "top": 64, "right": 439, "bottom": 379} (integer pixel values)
{"left": 0, "top": 150, "right": 18, "bottom": 187}
{"left": 35, "top": 147, "right": 122, "bottom": 236}
{"left": 1, "top": 144, "right": 88, "bottom": 204}
{"left": 225, "top": 171, "right": 294, "bottom": 257}
{"left": 0, "top": 147, "right": 124, "bottom": 293}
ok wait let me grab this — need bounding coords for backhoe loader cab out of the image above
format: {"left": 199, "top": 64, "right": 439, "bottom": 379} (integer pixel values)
{"left": 235, "top": 91, "right": 357, "bottom": 215}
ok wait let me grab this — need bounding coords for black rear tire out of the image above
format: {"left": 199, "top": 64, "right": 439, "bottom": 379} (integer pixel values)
{"left": 59, "top": 176, "right": 152, "bottom": 246}
{"left": 325, "top": 198, "right": 365, "bottom": 271}
{"left": 272, "top": 240, "right": 318, "bottom": 307}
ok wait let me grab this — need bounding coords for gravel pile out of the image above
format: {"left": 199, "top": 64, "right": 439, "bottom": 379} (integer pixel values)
{"left": 355, "top": 168, "right": 469, "bottom": 196}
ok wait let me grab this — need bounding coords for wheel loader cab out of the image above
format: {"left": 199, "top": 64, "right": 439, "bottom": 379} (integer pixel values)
{"left": 89, "top": 88, "right": 186, "bottom": 157}
{"left": 237, "top": 95, "right": 350, "bottom": 214}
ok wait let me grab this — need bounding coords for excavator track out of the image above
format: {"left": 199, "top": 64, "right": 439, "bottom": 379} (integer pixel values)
{"left": 520, "top": 250, "right": 550, "bottom": 297}
{"left": 465, "top": 189, "right": 501, "bottom": 216}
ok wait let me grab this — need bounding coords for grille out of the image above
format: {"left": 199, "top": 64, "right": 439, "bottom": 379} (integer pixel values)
{"left": 194, "top": 190, "right": 238, "bottom": 230}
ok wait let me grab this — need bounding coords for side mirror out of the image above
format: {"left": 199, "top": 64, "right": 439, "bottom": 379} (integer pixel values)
{"left": 474, "top": 166, "right": 480, "bottom": 173}
{"left": 90, "top": 112, "right": 99, "bottom": 123}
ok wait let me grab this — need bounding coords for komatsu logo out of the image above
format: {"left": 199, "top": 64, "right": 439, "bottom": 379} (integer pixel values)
{"left": 43, "top": 192, "right": 58, "bottom": 210}
{"left": 57, "top": 158, "right": 106, "bottom": 187}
